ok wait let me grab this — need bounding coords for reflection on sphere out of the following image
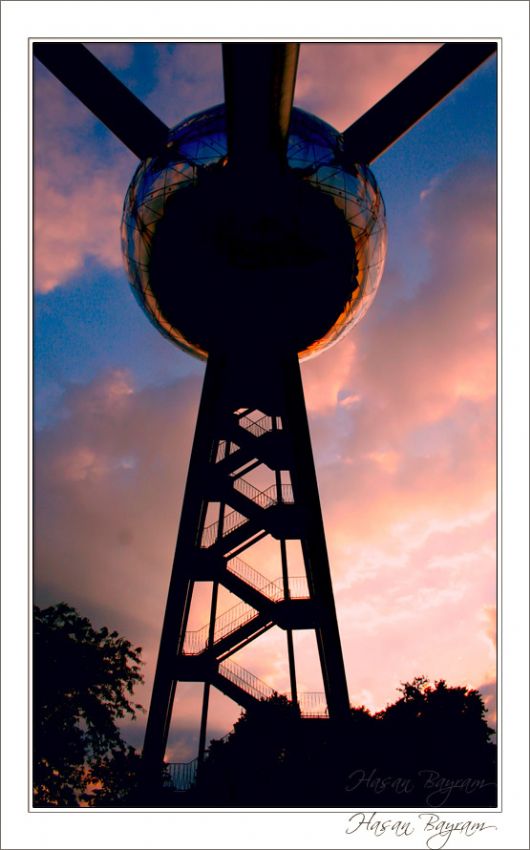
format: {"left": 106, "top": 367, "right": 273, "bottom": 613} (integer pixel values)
{"left": 121, "top": 105, "right": 387, "bottom": 360}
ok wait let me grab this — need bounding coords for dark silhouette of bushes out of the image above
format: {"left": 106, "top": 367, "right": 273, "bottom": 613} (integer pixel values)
{"left": 33, "top": 605, "right": 496, "bottom": 808}
{"left": 190, "top": 677, "right": 496, "bottom": 807}
{"left": 33, "top": 603, "right": 144, "bottom": 806}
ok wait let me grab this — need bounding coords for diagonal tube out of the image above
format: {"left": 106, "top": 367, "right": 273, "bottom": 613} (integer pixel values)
{"left": 342, "top": 42, "right": 497, "bottom": 164}
{"left": 33, "top": 42, "right": 170, "bottom": 159}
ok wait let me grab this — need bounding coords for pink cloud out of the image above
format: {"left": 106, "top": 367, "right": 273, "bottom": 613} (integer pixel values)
{"left": 34, "top": 167, "right": 129, "bottom": 292}
{"left": 33, "top": 62, "right": 137, "bottom": 292}
{"left": 143, "top": 43, "right": 223, "bottom": 126}
{"left": 480, "top": 603, "right": 497, "bottom": 650}
{"left": 33, "top": 46, "right": 496, "bottom": 746}
{"left": 295, "top": 42, "right": 441, "bottom": 130}
{"left": 302, "top": 337, "right": 358, "bottom": 414}
{"left": 34, "top": 43, "right": 442, "bottom": 294}
{"left": 39, "top": 152, "right": 495, "bottom": 732}
{"left": 304, "top": 159, "right": 496, "bottom": 474}
{"left": 33, "top": 44, "right": 224, "bottom": 294}
{"left": 34, "top": 369, "right": 202, "bottom": 645}
{"left": 300, "top": 160, "right": 496, "bottom": 709}
{"left": 86, "top": 42, "right": 135, "bottom": 71}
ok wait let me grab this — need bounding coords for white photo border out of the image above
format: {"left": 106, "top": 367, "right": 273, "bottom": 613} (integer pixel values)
{"left": 2, "top": 2, "right": 528, "bottom": 848}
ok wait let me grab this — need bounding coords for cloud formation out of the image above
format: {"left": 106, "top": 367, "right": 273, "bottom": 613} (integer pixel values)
{"left": 34, "top": 369, "right": 201, "bottom": 655}
{"left": 295, "top": 42, "right": 441, "bottom": 129}
{"left": 34, "top": 157, "right": 496, "bottom": 741}
{"left": 33, "top": 44, "right": 497, "bottom": 749}
{"left": 34, "top": 42, "right": 441, "bottom": 293}
{"left": 33, "top": 63, "right": 136, "bottom": 292}
{"left": 300, "top": 160, "right": 496, "bottom": 709}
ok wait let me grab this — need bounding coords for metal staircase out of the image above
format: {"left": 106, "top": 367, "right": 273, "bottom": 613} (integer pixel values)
{"left": 215, "top": 658, "right": 329, "bottom": 718}
{"left": 165, "top": 656, "right": 330, "bottom": 793}
{"left": 200, "top": 482, "right": 294, "bottom": 549}
{"left": 182, "top": 556, "right": 309, "bottom": 659}
{"left": 143, "top": 356, "right": 352, "bottom": 783}
{"left": 173, "top": 405, "right": 328, "bottom": 715}
{"left": 228, "top": 556, "right": 309, "bottom": 601}
{"left": 213, "top": 410, "right": 286, "bottom": 476}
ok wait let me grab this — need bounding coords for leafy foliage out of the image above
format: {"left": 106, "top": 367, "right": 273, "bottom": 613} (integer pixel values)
{"left": 33, "top": 603, "right": 144, "bottom": 806}
{"left": 87, "top": 745, "right": 144, "bottom": 806}
{"left": 192, "top": 678, "right": 496, "bottom": 807}
{"left": 381, "top": 676, "right": 493, "bottom": 746}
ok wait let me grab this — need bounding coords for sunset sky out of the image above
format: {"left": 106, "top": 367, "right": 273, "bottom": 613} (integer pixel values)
{"left": 33, "top": 42, "right": 497, "bottom": 761}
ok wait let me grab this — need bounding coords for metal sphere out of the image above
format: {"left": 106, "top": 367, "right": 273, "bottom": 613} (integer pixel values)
{"left": 121, "top": 105, "right": 387, "bottom": 360}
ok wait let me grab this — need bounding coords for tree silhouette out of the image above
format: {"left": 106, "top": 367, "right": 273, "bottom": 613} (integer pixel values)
{"left": 33, "top": 603, "right": 144, "bottom": 806}
{"left": 87, "top": 745, "right": 145, "bottom": 806}
{"left": 191, "top": 677, "right": 496, "bottom": 807}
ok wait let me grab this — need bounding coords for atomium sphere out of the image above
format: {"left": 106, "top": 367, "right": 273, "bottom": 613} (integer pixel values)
{"left": 121, "top": 105, "right": 387, "bottom": 360}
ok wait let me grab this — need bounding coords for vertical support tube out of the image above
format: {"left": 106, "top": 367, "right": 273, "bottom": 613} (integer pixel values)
{"left": 142, "top": 356, "right": 223, "bottom": 785}
{"left": 198, "top": 580, "right": 218, "bottom": 765}
{"left": 280, "top": 537, "right": 298, "bottom": 707}
{"left": 274, "top": 414, "right": 299, "bottom": 709}
{"left": 197, "top": 684, "right": 211, "bottom": 767}
{"left": 282, "top": 353, "right": 351, "bottom": 723}
{"left": 286, "top": 630, "right": 298, "bottom": 707}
